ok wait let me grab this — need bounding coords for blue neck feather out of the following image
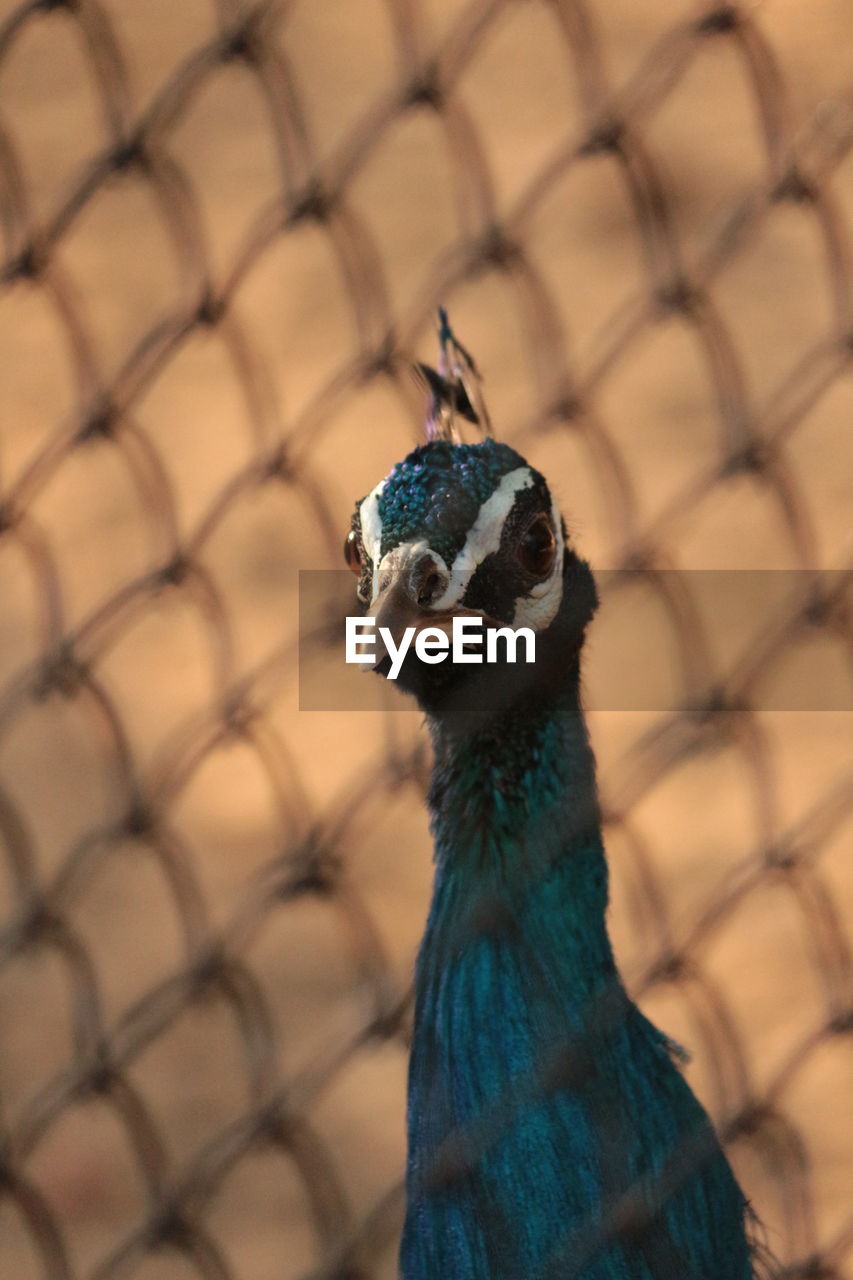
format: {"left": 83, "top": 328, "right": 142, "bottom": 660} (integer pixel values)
{"left": 401, "top": 687, "right": 755, "bottom": 1280}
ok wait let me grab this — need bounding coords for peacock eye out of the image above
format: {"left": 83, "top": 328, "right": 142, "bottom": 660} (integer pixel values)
{"left": 517, "top": 513, "right": 556, "bottom": 579}
{"left": 344, "top": 529, "right": 363, "bottom": 575}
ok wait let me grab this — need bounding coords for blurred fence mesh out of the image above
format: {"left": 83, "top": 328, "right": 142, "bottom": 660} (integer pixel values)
{"left": 0, "top": 0, "right": 851, "bottom": 1277}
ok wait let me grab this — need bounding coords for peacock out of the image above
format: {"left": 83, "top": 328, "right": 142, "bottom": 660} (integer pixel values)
{"left": 344, "top": 312, "right": 762, "bottom": 1279}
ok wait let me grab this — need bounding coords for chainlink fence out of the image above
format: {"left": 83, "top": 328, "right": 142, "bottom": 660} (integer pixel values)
{"left": 0, "top": 0, "right": 851, "bottom": 1277}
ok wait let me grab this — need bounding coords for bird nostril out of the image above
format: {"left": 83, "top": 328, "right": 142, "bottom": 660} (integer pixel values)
{"left": 410, "top": 555, "right": 446, "bottom": 607}
{"left": 417, "top": 571, "right": 442, "bottom": 606}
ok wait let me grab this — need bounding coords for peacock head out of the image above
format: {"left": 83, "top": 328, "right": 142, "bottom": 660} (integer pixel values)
{"left": 345, "top": 437, "right": 598, "bottom": 726}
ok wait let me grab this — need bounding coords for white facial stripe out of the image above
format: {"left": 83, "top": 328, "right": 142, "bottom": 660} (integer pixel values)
{"left": 432, "top": 467, "right": 534, "bottom": 610}
{"left": 358, "top": 480, "right": 385, "bottom": 597}
{"left": 453, "top": 467, "right": 533, "bottom": 570}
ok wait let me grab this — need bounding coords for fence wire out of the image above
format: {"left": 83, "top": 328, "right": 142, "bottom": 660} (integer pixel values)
{"left": 0, "top": 0, "right": 850, "bottom": 1278}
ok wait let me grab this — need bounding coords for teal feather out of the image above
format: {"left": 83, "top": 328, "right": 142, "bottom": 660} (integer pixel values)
{"left": 403, "top": 682, "right": 754, "bottom": 1278}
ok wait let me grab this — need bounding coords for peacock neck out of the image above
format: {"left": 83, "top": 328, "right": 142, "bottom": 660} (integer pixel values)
{"left": 404, "top": 684, "right": 755, "bottom": 1279}
{"left": 422, "top": 681, "right": 616, "bottom": 991}
{"left": 403, "top": 682, "right": 627, "bottom": 1277}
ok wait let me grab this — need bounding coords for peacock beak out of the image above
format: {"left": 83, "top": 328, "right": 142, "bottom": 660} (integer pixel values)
{"left": 363, "top": 546, "right": 505, "bottom": 675}
{"left": 365, "top": 578, "right": 427, "bottom": 672}
{"left": 365, "top": 546, "right": 448, "bottom": 672}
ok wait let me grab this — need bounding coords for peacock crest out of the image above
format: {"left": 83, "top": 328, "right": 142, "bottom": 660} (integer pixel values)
{"left": 413, "top": 306, "right": 493, "bottom": 443}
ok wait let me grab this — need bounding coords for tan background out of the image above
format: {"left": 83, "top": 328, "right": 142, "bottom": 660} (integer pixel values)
{"left": 0, "top": 1, "right": 850, "bottom": 1277}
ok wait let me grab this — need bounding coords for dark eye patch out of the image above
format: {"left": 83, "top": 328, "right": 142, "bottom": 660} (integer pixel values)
{"left": 461, "top": 478, "right": 554, "bottom": 622}
{"left": 497, "top": 479, "right": 553, "bottom": 549}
